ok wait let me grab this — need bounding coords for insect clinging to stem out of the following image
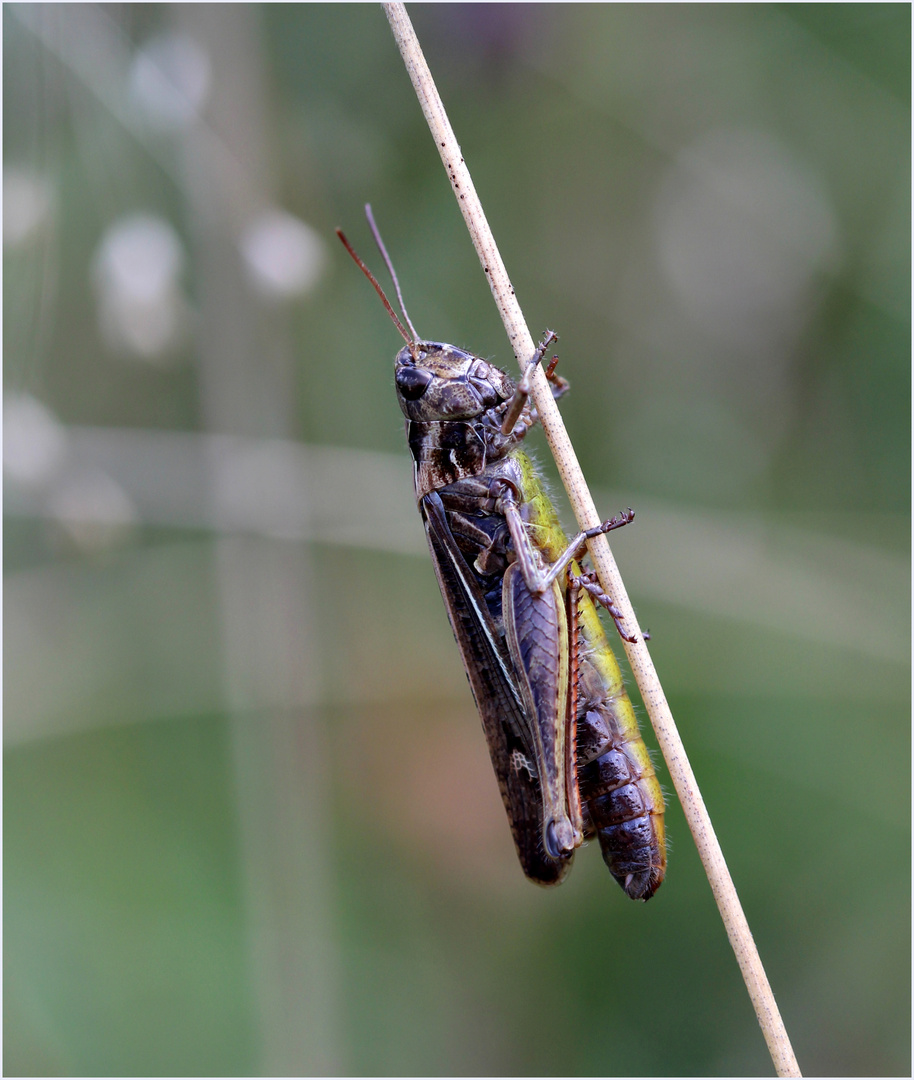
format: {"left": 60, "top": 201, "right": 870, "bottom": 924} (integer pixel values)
{"left": 337, "top": 208, "right": 666, "bottom": 898}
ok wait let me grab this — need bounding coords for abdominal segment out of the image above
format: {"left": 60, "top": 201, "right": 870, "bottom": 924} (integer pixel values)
{"left": 573, "top": 597, "right": 666, "bottom": 901}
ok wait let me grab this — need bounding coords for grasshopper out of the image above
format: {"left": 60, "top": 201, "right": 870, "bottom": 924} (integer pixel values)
{"left": 338, "top": 212, "right": 665, "bottom": 898}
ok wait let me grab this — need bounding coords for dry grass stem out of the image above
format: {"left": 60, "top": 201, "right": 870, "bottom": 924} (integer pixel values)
{"left": 382, "top": 4, "right": 801, "bottom": 1076}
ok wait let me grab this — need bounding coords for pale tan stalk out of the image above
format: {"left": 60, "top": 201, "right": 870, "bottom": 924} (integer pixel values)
{"left": 382, "top": 4, "right": 801, "bottom": 1077}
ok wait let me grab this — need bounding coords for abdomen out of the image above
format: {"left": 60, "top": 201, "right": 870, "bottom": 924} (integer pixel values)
{"left": 574, "top": 592, "right": 666, "bottom": 900}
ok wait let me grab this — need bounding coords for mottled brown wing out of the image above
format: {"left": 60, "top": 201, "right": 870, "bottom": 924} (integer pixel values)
{"left": 421, "top": 492, "right": 571, "bottom": 886}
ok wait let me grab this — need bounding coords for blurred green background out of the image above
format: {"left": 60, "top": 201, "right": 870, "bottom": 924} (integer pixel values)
{"left": 4, "top": 4, "right": 909, "bottom": 1076}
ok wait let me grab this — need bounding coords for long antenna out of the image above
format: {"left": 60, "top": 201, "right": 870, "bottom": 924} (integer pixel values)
{"left": 336, "top": 228, "right": 419, "bottom": 360}
{"left": 364, "top": 204, "right": 420, "bottom": 341}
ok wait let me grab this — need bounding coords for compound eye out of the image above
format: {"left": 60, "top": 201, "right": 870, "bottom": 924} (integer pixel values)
{"left": 396, "top": 365, "right": 434, "bottom": 400}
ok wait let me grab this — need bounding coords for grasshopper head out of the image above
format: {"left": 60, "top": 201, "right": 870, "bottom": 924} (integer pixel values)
{"left": 395, "top": 342, "right": 515, "bottom": 423}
